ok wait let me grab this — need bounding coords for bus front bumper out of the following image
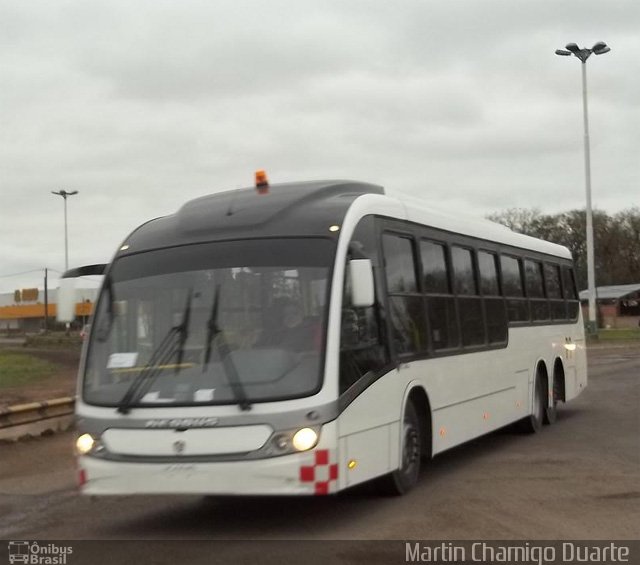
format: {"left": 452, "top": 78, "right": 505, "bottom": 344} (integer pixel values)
{"left": 77, "top": 449, "right": 340, "bottom": 496}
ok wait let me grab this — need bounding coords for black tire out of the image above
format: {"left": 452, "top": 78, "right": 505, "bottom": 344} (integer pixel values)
{"left": 520, "top": 372, "right": 545, "bottom": 434}
{"left": 377, "top": 401, "right": 422, "bottom": 496}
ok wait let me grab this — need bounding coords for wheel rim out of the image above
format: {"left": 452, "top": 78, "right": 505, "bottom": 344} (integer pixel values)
{"left": 535, "top": 380, "right": 544, "bottom": 423}
{"left": 402, "top": 424, "right": 420, "bottom": 472}
{"left": 553, "top": 377, "right": 561, "bottom": 406}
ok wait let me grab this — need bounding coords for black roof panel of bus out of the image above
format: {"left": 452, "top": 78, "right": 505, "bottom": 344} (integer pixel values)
{"left": 122, "top": 180, "right": 384, "bottom": 252}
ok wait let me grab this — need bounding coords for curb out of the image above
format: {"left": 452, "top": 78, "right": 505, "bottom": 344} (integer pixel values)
{"left": 0, "top": 396, "right": 75, "bottom": 442}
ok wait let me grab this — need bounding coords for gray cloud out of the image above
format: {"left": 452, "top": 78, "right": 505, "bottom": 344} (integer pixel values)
{"left": 1, "top": 0, "right": 638, "bottom": 292}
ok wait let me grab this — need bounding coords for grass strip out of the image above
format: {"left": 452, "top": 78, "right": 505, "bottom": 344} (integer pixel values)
{"left": 596, "top": 328, "right": 640, "bottom": 341}
{"left": 0, "top": 351, "right": 58, "bottom": 388}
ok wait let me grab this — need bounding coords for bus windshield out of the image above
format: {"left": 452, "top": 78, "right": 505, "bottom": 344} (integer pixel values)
{"left": 83, "top": 238, "right": 334, "bottom": 408}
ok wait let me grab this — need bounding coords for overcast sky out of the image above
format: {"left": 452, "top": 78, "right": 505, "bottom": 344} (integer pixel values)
{"left": 1, "top": 0, "right": 638, "bottom": 293}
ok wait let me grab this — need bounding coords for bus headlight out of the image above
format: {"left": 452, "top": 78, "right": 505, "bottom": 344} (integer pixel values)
{"left": 266, "top": 427, "right": 321, "bottom": 456}
{"left": 75, "top": 433, "right": 96, "bottom": 455}
{"left": 292, "top": 428, "right": 319, "bottom": 452}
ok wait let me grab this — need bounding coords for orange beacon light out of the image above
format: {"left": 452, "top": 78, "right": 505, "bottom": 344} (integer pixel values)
{"left": 255, "top": 170, "right": 269, "bottom": 194}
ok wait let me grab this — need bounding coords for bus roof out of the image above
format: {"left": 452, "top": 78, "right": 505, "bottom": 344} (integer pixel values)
{"left": 120, "top": 180, "right": 571, "bottom": 261}
{"left": 395, "top": 195, "right": 572, "bottom": 259}
{"left": 123, "top": 180, "right": 382, "bottom": 252}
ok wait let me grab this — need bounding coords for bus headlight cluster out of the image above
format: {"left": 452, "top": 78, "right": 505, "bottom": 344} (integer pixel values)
{"left": 268, "top": 427, "right": 320, "bottom": 456}
{"left": 75, "top": 433, "right": 103, "bottom": 456}
{"left": 292, "top": 428, "right": 318, "bottom": 451}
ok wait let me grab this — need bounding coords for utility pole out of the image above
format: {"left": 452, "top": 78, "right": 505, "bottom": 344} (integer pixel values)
{"left": 44, "top": 268, "right": 49, "bottom": 332}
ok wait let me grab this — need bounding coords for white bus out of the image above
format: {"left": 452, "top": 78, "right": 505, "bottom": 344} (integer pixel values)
{"left": 63, "top": 176, "right": 587, "bottom": 496}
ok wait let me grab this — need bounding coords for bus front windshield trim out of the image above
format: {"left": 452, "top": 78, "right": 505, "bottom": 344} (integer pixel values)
{"left": 83, "top": 238, "right": 334, "bottom": 408}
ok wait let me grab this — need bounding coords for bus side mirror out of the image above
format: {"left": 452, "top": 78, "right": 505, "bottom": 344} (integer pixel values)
{"left": 349, "top": 259, "right": 375, "bottom": 308}
{"left": 57, "top": 278, "right": 77, "bottom": 323}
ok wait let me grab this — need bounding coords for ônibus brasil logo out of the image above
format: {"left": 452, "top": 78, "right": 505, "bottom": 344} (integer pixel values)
{"left": 8, "top": 542, "right": 73, "bottom": 565}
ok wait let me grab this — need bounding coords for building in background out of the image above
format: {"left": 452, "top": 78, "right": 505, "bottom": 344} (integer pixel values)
{"left": 0, "top": 287, "right": 97, "bottom": 333}
{"left": 579, "top": 284, "right": 640, "bottom": 329}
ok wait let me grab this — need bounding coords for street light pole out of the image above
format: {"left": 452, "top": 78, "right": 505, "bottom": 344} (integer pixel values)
{"left": 580, "top": 61, "right": 597, "bottom": 335}
{"left": 555, "top": 42, "right": 610, "bottom": 335}
{"left": 51, "top": 190, "right": 79, "bottom": 271}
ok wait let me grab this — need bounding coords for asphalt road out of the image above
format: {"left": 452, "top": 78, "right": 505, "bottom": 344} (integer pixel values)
{"left": 0, "top": 346, "right": 638, "bottom": 563}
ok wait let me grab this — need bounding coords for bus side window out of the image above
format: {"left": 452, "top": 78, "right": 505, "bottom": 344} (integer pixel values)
{"left": 545, "top": 263, "right": 566, "bottom": 320}
{"left": 339, "top": 217, "right": 387, "bottom": 394}
{"left": 501, "top": 255, "right": 529, "bottom": 322}
{"left": 382, "top": 233, "right": 427, "bottom": 357}
{"left": 524, "top": 259, "right": 549, "bottom": 321}
{"left": 421, "top": 239, "right": 459, "bottom": 351}
{"left": 562, "top": 266, "right": 580, "bottom": 320}
{"left": 478, "top": 250, "right": 507, "bottom": 344}
{"left": 452, "top": 246, "right": 485, "bottom": 347}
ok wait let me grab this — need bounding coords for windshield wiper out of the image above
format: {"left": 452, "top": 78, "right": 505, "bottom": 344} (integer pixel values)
{"left": 203, "top": 284, "right": 251, "bottom": 411}
{"left": 174, "top": 289, "right": 192, "bottom": 373}
{"left": 116, "top": 291, "right": 192, "bottom": 415}
{"left": 202, "top": 284, "right": 221, "bottom": 370}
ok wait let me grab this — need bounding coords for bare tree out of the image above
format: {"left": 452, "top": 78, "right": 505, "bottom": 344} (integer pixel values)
{"left": 488, "top": 207, "right": 640, "bottom": 290}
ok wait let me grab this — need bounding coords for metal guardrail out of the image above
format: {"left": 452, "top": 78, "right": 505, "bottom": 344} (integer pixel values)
{"left": 0, "top": 397, "right": 75, "bottom": 441}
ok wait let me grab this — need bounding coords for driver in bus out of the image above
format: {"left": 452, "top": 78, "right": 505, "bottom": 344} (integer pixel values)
{"left": 261, "top": 299, "right": 321, "bottom": 352}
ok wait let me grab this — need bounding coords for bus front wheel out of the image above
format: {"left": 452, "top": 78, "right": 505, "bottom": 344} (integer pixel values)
{"left": 377, "top": 401, "right": 422, "bottom": 496}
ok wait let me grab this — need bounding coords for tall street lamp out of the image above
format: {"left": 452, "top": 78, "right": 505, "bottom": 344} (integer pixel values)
{"left": 555, "top": 41, "right": 610, "bottom": 335}
{"left": 51, "top": 189, "right": 79, "bottom": 271}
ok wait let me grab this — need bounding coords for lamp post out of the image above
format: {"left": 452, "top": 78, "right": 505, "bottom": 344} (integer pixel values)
{"left": 51, "top": 190, "right": 78, "bottom": 271}
{"left": 555, "top": 41, "right": 610, "bottom": 336}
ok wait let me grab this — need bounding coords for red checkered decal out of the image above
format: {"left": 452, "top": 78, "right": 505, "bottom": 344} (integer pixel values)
{"left": 299, "top": 449, "right": 338, "bottom": 495}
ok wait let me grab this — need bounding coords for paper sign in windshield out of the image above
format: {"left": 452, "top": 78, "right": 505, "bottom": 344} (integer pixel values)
{"left": 107, "top": 352, "right": 139, "bottom": 369}
{"left": 195, "top": 389, "right": 215, "bottom": 401}
{"left": 141, "top": 391, "right": 174, "bottom": 403}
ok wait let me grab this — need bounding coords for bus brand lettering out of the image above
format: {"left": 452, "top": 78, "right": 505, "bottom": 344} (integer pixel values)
{"left": 145, "top": 417, "right": 219, "bottom": 428}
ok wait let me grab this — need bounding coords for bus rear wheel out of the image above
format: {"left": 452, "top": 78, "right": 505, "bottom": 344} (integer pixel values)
{"left": 377, "top": 401, "right": 422, "bottom": 496}
{"left": 520, "top": 372, "right": 545, "bottom": 434}
{"left": 544, "top": 374, "right": 561, "bottom": 425}
{"left": 543, "top": 391, "right": 558, "bottom": 425}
